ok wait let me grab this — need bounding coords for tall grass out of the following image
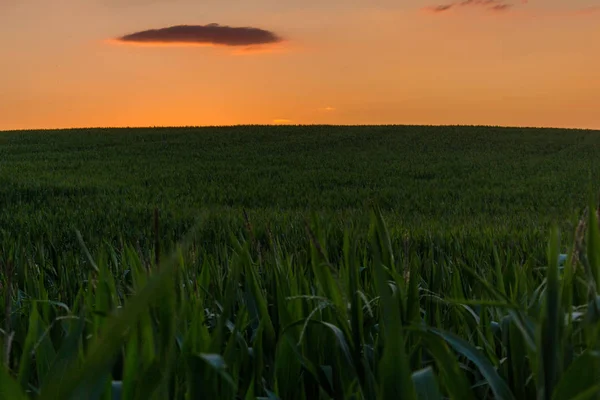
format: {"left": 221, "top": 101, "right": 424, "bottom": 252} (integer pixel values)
{"left": 2, "top": 125, "right": 600, "bottom": 398}
{"left": 0, "top": 126, "right": 598, "bottom": 255}
{"left": 2, "top": 203, "right": 600, "bottom": 399}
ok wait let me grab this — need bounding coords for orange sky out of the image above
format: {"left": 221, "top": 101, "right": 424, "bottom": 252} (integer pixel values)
{"left": 1, "top": 0, "right": 599, "bottom": 130}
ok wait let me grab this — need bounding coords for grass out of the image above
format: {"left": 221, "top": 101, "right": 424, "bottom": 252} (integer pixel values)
{"left": 1, "top": 124, "right": 600, "bottom": 399}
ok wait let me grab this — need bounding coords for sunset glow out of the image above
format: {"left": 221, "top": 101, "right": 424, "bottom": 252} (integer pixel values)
{"left": 1, "top": 0, "right": 599, "bottom": 130}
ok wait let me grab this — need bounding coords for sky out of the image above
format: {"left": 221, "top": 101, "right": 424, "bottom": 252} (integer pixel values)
{"left": 1, "top": 0, "right": 599, "bottom": 130}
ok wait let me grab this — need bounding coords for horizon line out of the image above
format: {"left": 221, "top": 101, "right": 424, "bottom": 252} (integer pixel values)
{"left": 1, "top": 123, "right": 599, "bottom": 133}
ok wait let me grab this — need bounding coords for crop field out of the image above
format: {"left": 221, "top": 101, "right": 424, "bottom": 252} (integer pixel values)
{"left": 1, "top": 125, "right": 600, "bottom": 399}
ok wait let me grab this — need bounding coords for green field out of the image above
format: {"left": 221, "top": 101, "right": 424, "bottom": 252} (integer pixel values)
{"left": 1, "top": 125, "right": 600, "bottom": 399}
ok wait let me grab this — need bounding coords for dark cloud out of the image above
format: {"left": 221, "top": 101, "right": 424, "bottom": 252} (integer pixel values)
{"left": 115, "top": 24, "right": 282, "bottom": 47}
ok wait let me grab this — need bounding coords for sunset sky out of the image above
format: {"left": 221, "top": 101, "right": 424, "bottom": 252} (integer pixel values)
{"left": 1, "top": 0, "right": 599, "bottom": 130}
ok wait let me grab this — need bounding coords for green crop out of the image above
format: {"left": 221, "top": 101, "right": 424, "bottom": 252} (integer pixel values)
{"left": 1, "top": 125, "right": 600, "bottom": 399}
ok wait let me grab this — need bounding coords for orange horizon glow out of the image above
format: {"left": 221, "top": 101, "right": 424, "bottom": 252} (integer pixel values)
{"left": 2, "top": 123, "right": 599, "bottom": 133}
{"left": 103, "top": 38, "right": 290, "bottom": 55}
{"left": 1, "top": 1, "right": 599, "bottom": 131}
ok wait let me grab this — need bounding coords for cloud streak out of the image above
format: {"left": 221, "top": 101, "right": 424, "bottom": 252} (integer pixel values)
{"left": 113, "top": 24, "right": 283, "bottom": 47}
{"left": 423, "top": 1, "right": 600, "bottom": 18}
{"left": 423, "top": 0, "right": 514, "bottom": 14}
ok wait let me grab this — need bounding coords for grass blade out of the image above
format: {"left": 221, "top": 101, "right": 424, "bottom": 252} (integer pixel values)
{"left": 538, "top": 227, "right": 562, "bottom": 400}
{"left": 0, "top": 366, "right": 28, "bottom": 400}
{"left": 430, "top": 328, "right": 515, "bottom": 400}
{"left": 370, "top": 209, "right": 416, "bottom": 400}
{"left": 412, "top": 367, "right": 443, "bottom": 400}
{"left": 552, "top": 351, "right": 600, "bottom": 400}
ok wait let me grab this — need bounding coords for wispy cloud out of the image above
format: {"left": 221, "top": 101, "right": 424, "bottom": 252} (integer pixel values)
{"left": 110, "top": 24, "right": 283, "bottom": 48}
{"left": 490, "top": 3, "right": 511, "bottom": 11}
{"left": 427, "top": 4, "right": 454, "bottom": 12}
{"left": 318, "top": 106, "right": 336, "bottom": 112}
{"left": 423, "top": 0, "right": 600, "bottom": 17}
{"left": 423, "top": 0, "right": 514, "bottom": 14}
